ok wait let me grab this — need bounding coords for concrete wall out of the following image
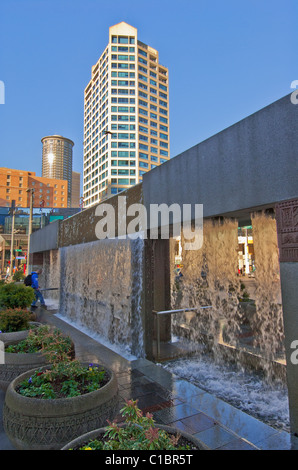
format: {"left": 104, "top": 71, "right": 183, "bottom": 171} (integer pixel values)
{"left": 59, "top": 183, "right": 143, "bottom": 247}
{"left": 142, "top": 94, "right": 298, "bottom": 219}
{"left": 30, "top": 219, "right": 60, "bottom": 253}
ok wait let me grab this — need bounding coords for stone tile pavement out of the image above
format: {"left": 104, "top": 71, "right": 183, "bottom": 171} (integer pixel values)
{"left": 1, "top": 307, "right": 297, "bottom": 451}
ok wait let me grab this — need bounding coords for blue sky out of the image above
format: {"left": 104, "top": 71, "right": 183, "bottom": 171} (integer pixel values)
{"left": 0, "top": 0, "right": 296, "bottom": 192}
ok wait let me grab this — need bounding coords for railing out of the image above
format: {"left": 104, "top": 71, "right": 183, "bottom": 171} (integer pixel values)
{"left": 40, "top": 288, "right": 59, "bottom": 292}
{"left": 152, "top": 306, "right": 212, "bottom": 359}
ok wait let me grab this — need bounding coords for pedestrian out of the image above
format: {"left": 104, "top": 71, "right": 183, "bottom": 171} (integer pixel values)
{"left": 5, "top": 266, "right": 9, "bottom": 280}
{"left": 31, "top": 268, "right": 47, "bottom": 310}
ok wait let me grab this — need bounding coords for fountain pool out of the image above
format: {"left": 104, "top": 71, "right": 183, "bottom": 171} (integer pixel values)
{"left": 163, "top": 354, "right": 290, "bottom": 432}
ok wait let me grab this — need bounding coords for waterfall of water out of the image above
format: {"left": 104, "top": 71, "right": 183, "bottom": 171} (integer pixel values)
{"left": 170, "top": 215, "right": 286, "bottom": 382}
{"left": 58, "top": 237, "right": 145, "bottom": 359}
{"left": 165, "top": 214, "right": 289, "bottom": 430}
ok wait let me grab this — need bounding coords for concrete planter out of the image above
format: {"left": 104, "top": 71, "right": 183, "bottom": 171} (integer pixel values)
{"left": 0, "top": 328, "right": 74, "bottom": 391}
{"left": 0, "top": 322, "right": 42, "bottom": 346}
{"left": 0, "top": 330, "right": 46, "bottom": 391}
{"left": 3, "top": 363, "right": 119, "bottom": 450}
{"left": 61, "top": 423, "right": 209, "bottom": 450}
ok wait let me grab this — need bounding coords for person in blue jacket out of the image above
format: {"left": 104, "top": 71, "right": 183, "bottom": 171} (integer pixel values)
{"left": 31, "top": 269, "right": 46, "bottom": 309}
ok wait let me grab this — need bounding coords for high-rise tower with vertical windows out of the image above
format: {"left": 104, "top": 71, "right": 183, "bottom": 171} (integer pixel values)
{"left": 83, "top": 22, "right": 170, "bottom": 208}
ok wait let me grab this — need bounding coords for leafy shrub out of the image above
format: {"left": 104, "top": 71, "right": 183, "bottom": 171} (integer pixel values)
{"left": 0, "top": 308, "right": 32, "bottom": 333}
{"left": 0, "top": 283, "right": 35, "bottom": 309}
{"left": 13, "top": 271, "right": 25, "bottom": 282}
{"left": 77, "top": 399, "right": 192, "bottom": 450}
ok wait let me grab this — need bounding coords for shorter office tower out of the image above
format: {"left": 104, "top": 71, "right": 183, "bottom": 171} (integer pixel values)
{"left": 0, "top": 167, "right": 68, "bottom": 209}
{"left": 41, "top": 135, "right": 74, "bottom": 207}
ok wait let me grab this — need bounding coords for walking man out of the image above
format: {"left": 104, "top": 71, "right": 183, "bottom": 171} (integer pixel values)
{"left": 31, "top": 268, "right": 46, "bottom": 309}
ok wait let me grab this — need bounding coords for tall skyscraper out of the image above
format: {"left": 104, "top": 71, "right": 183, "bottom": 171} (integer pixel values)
{"left": 83, "top": 22, "right": 170, "bottom": 208}
{"left": 41, "top": 135, "right": 74, "bottom": 207}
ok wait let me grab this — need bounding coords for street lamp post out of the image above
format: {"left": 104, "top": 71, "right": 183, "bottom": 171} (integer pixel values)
{"left": 26, "top": 188, "right": 34, "bottom": 275}
{"left": 9, "top": 200, "right": 16, "bottom": 278}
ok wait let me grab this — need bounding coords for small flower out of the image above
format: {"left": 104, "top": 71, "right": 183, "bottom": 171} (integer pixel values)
{"left": 28, "top": 377, "right": 32, "bottom": 384}
{"left": 83, "top": 447, "right": 92, "bottom": 450}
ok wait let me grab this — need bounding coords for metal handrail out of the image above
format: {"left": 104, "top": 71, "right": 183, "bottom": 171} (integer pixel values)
{"left": 152, "top": 306, "right": 212, "bottom": 359}
{"left": 152, "top": 307, "right": 212, "bottom": 316}
{"left": 40, "top": 288, "right": 59, "bottom": 292}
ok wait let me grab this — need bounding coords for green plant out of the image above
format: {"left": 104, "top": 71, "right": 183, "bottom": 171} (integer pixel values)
{"left": 77, "top": 399, "right": 192, "bottom": 450}
{"left": 0, "top": 283, "right": 35, "bottom": 309}
{"left": 6, "top": 325, "right": 73, "bottom": 356}
{"left": 0, "top": 308, "right": 32, "bottom": 333}
{"left": 17, "top": 361, "right": 108, "bottom": 399}
{"left": 13, "top": 271, "right": 25, "bottom": 282}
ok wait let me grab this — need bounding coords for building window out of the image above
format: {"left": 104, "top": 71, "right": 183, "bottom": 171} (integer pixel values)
{"left": 118, "top": 36, "right": 128, "bottom": 44}
{"left": 139, "top": 152, "right": 148, "bottom": 160}
{"left": 118, "top": 178, "right": 129, "bottom": 185}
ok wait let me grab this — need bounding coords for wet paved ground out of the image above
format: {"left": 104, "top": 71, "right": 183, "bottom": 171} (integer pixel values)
{"left": 1, "top": 307, "right": 297, "bottom": 451}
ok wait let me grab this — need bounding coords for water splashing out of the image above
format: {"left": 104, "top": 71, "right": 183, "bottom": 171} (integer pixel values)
{"left": 167, "top": 214, "right": 289, "bottom": 430}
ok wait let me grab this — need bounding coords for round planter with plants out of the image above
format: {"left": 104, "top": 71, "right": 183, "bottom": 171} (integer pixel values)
{"left": 0, "top": 308, "right": 41, "bottom": 345}
{"left": 3, "top": 360, "right": 119, "bottom": 450}
{"left": 61, "top": 399, "right": 209, "bottom": 451}
{"left": 0, "top": 324, "right": 74, "bottom": 390}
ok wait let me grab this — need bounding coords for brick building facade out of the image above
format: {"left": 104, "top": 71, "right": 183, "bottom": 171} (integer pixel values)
{"left": 0, "top": 167, "right": 68, "bottom": 209}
